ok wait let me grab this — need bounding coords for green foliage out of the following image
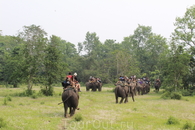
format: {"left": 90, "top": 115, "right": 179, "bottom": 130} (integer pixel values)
{"left": 18, "top": 89, "right": 36, "bottom": 96}
{"left": 166, "top": 116, "right": 180, "bottom": 125}
{"left": 6, "top": 95, "right": 12, "bottom": 101}
{"left": 1, "top": 6, "right": 195, "bottom": 91}
{"left": 74, "top": 114, "right": 83, "bottom": 122}
{"left": 0, "top": 118, "right": 6, "bottom": 128}
{"left": 161, "top": 91, "right": 182, "bottom": 100}
{"left": 182, "top": 90, "right": 194, "bottom": 96}
{"left": 31, "top": 93, "right": 38, "bottom": 99}
{"left": 182, "top": 122, "right": 193, "bottom": 130}
{"left": 3, "top": 97, "right": 7, "bottom": 105}
{"left": 40, "top": 86, "right": 54, "bottom": 96}
{"left": 170, "top": 92, "right": 182, "bottom": 100}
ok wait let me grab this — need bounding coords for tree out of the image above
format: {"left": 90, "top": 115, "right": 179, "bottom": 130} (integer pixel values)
{"left": 171, "top": 5, "right": 195, "bottom": 89}
{"left": 121, "top": 25, "right": 168, "bottom": 77}
{"left": 18, "top": 25, "right": 47, "bottom": 92}
{"left": 40, "top": 35, "right": 65, "bottom": 96}
{"left": 4, "top": 47, "right": 24, "bottom": 87}
{"left": 161, "top": 44, "right": 190, "bottom": 91}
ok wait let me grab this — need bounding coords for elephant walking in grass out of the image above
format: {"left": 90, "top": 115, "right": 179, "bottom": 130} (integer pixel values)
{"left": 136, "top": 82, "right": 145, "bottom": 95}
{"left": 86, "top": 82, "right": 102, "bottom": 91}
{"left": 144, "top": 82, "right": 150, "bottom": 94}
{"left": 114, "top": 82, "right": 135, "bottom": 103}
{"left": 128, "top": 81, "right": 137, "bottom": 96}
{"left": 61, "top": 86, "right": 79, "bottom": 118}
{"left": 154, "top": 81, "right": 161, "bottom": 92}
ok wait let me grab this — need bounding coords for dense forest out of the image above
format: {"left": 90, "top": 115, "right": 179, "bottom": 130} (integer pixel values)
{"left": 0, "top": 5, "right": 195, "bottom": 96}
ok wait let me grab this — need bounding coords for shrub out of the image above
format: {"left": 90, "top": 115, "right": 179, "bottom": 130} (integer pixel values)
{"left": 161, "top": 92, "right": 182, "bottom": 100}
{"left": 0, "top": 118, "right": 6, "bottom": 128}
{"left": 182, "top": 122, "right": 192, "bottom": 130}
{"left": 31, "top": 93, "right": 38, "bottom": 99}
{"left": 40, "top": 86, "right": 54, "bottom": 96}
{"left": 182, "top": 90, "right": 193, "bottom": 96}
{"left": 3, "top": 98, "right": 7, "bottom": 105}
{"left": 18, "top": 90, "right": 36, "bottom": 97}
{"left": 166, "top": 116, "right": 179, "bottom": 125}
{"left": 170, "top": 92, "right": 182, "bottom": 100}
{"left": 6, "top": 96, "right": 12, "bottom": 101}
{"left": 161, "top": 91, "right": 171, "bottom": 99}
{"left": 74, "top": 114, "right": 83, "bottom": 121}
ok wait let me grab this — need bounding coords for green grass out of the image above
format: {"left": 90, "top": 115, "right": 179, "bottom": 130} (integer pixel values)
{"left": 0, "top": 85, "right": 195, "bottom": 130}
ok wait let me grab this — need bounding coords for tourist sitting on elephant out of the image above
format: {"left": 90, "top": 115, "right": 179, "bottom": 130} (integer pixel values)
{"left": 73, "top": 72, "right": 81, "bottom": 92}
{"left": 62, "top": 72, "right": 73, "bottom": 89}
{"left": 97, "top": 78, "right": 101, "bottom": 83}
{"left": 137, "top": 78, "right": 143, "bottom": 84}
{"left": 119, "top": 76, "right": 125, "bottom": 81}
{"left": 156, "top": 78, "right": 161, "bottom": 84}
{"left": 89, "top": 76, "right": 95, "bottom": 82}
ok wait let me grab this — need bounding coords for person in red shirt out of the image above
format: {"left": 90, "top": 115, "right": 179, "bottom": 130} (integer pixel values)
{"left": 65, "top": 72, "right": 73, "bottom": 81}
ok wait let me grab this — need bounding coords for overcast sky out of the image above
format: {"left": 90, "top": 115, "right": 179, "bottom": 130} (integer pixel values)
{"left": 1, "top": 0, "right": 195, "bottom": 45}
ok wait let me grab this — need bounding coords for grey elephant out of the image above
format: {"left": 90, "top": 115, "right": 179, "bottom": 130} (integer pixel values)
{"left": 144, "top": 81, "right": 150, "bottom": 94}
{"left": 136, "top": 82, "right": 145, "bottom": 95}
{"left": 114, "top": 81, "right": 135, "bottom": 103}
{"left": 154, "top": 81, "right": 161, "bottom": 92}
{"left": 86, "top": 82, "right": 102, "bottom": 91}
{"left": 128, "top": 81, "right": 137, "bottom": 96}
{"left": 61, "top": 86, "right": 79, "bottom": 118}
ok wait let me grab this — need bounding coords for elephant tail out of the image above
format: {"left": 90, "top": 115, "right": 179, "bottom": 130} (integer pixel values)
{"left": 58, "top": 94, "right": 72, "bottom": 105}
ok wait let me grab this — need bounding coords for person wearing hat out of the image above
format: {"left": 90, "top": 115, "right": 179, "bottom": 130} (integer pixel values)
{"left": 73, "top": 72, "right": 81, "bottom": 92}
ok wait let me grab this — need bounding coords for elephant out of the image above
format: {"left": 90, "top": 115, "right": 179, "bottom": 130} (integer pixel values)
{"left": 114, "top": 81, "right": 135, "bottom": 103}
{"left": 61, "top": 86, "right": 79, "bottom": 118}
{"left": 128, "top": 81, "right": 137, "bottom": 96}
{"left": 85, "top": 82, "right": 102, "bottom": 91}
{"left": 144, "top": 81, "right": 150, "bottom": 94}
{"left": 154, "top": 81, "right": 161, "bottom": 92}
{"left": 136, "top": 82, "right": 145, "bottom": 95}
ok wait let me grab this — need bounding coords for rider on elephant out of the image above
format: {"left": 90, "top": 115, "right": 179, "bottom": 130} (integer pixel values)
{"left": 117, "top": 76, "right": 125, "bottom": 86}
{"left": 62, "top": 72, "right": 73, "bottom": 90}
{"left": 156, "top": 78, "right": 161, "bottom": 84}
{"left": 89, "top": 76, "right": 95, "bottom": 83}
{"left": 73, "top": 73, "right": 81, "bottom": 92}
{"left": 97, "top": 78, "right": 101, "bottom": 83}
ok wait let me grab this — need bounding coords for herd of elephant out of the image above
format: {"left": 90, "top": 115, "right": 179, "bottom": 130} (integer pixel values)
{"left": 60, "top": 80, "right": 161, "bottom": 118}
{"left": 114, "top": 80, "right": 152, "bottom": 104}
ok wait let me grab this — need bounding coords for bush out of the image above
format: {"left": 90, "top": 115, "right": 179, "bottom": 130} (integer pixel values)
{"left": 161, "top": 91, "right": 171, "bottom": 99}
{"left": 31, "top": 93, "right": 38, "bottom": 99}
{"left": 0, "top": 118, "right": 6, "bottom": 128}
{"left": 182, "top": 122, "right": 192, "bottom": 130}
{"left": 6, "top": 96, "right": 12, "bottom": 101}
{"left": 74, "top": 114, "right": 83, "bottom": 121}
{"left": 170, "top": 92, "right": 182, "bottom": 100}
{"left": 40, "top": 86, "right": 54, "bottom": 96}
{"left": 3, "top": 98, "right": 7, "bottom": 105}
{"left": 161, "top": 92, "right": 182, "bottom": 100}
{"left": 18, "top": 89, "right": 36, "bottom": 97}
{"left": 166, "top": 116, "right": 179, "bottom": 125}
{"left": 182, "top": 90, "right": 193, "bottom": 96}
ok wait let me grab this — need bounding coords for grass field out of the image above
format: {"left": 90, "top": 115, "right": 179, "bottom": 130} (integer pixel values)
{"left": 0, "top": 85, "right": 195, "bottom": 130}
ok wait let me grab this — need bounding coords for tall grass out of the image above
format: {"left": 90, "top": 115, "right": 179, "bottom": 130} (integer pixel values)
{"left": 0, "top": 85, "right": 195, "bottom": 130}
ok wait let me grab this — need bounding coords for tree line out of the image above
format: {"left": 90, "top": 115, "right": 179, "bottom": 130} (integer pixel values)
{"left": 0, "top": 5, "right": 195, "bottom": 96}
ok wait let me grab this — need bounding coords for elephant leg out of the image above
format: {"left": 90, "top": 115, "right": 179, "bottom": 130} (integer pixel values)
{"left": 133, "top": 89, "right": 136, "bottom": 96}
{"left": 64, "top": 104, "right": 68, "bottom": 118}
{"left": 115, "top": 95, "right": 118, "bottom": 103}
{"left": 130, "top": 91, "right": 135, "bottom": 102}
{"left": 70, "top": 107, "right": 76, "bottom": 117}
{"left": 124, "top": 95, "right": 128, "bottom": 103}
{"left": 120, "top": 97, "right": 124, "bottom": 104}
{"left": 141, "top": 88, "right": 144, "bottom": 95}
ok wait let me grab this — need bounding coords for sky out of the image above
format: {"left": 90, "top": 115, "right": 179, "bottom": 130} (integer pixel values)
{"left": 1, "top": 0, "right": 195, "bottom": 45}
